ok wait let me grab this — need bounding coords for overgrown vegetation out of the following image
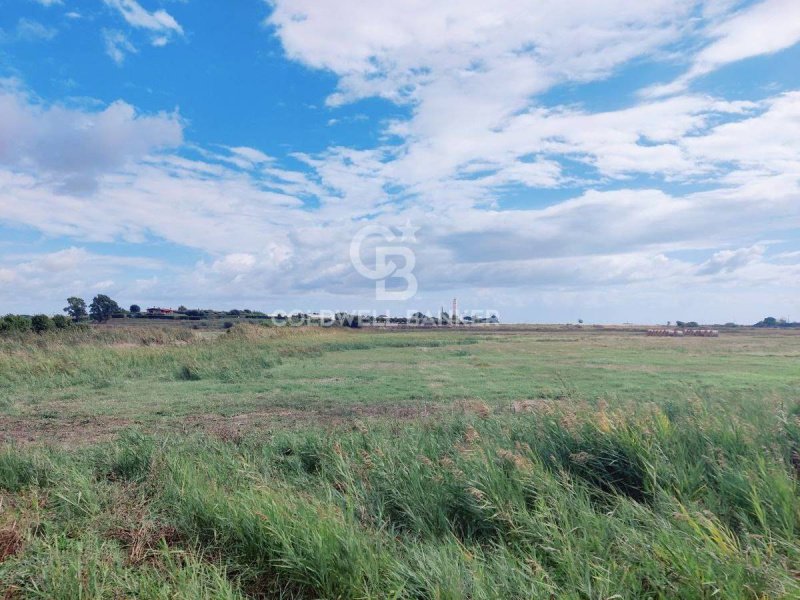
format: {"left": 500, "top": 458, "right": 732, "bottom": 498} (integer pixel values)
{"left": 1, "top": 326, "right": 799, "bottom": 597}
{"left": 3, "top": 401, "right": 800, "bottom": 598}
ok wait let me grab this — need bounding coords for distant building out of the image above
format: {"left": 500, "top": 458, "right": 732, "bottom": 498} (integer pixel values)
{"left": 147, "top": 307, "right": 174, "bottom": 315}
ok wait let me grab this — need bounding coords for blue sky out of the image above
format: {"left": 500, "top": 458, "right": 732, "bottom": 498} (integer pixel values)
{"left": 0, "top": 0, "right": 799, "bottom": 323}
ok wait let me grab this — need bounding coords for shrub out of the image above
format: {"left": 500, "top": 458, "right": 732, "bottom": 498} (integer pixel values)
{"left": 177, "top": 363, "right": 203, "bottom": 381}
{"left": 31, "top": 314, "right": 54, "bottom": 334}
{"left": 0, "top": 314, "right": 32, "bottom": 334}
{"left": 52, "top": 314, "right": 70, "bottom": 329}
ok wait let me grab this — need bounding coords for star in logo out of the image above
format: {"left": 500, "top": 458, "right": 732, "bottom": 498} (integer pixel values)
{"left": 398, "top": 220, "right": 419, "bottom": 243}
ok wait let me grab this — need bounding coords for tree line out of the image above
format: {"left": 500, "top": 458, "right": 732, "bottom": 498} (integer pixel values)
{"left": 0, "top": 295, "right": 121, "bottom": 334}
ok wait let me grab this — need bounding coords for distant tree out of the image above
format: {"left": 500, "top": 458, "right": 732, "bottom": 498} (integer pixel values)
{"left": 762, "top": 316, "right": 778, "bottom": 327}
{"left": 64, "top": 297, "right": 88, "bottom": 321}
{"left": 129, "top": 304, "right": 141, "bottom": 314}
{"left": 31, "top": 314, "right": 53, "bottom": 334}
{"left": 89, "top": 294, "right": 120, "bottom": 323}
{"left": 52, "top": 315, "right": 70, "bottom": 329}
{"left": 686, "top": 321, "right": 699, "bottom": 328}
{"left": 177, "top": 305, "right": 189, "bottom": 313}
{"left": 578, "top": 319, "right": 584, "bottom": 324}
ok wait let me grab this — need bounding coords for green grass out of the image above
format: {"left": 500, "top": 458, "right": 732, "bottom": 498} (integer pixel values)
{"left": 1, "top": 324, "right": 800, "bottom": 597}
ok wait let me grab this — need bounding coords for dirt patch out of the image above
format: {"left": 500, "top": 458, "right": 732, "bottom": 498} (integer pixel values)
{"left": 149, "top": 403, "right": 444, "bottom": 443}
{"left": 109, "top": 522, "right": 182, "bottom": 566}
{"left": 0, "top": 415, "right": 133, "bottom": 446}
{"left": 453, "top": 399, "right": 492, "bottom": 418}
{"left": 0, "top": 525, "right": 22, "bottom": 563}
{"left": 327, "top": 404, "right": 440, "bottom": 420}
{"left": 0, "top": 403, "right": 444, "bottom": 446}
{"left": 177, "top": 403, "right": 441, "bottom": 436}
{"left": 510, "top": 397, "right": 576, "bottom": 415}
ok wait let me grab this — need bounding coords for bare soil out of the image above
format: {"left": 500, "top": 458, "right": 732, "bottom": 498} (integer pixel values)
{"left": 0, "top": 403, "right": 444, "bottom": 446}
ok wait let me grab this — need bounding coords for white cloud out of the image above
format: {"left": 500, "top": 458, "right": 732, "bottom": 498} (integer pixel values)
{"left": 265, "top": 0, "right": 778, "bottom": 213}
{"left": 0, "top": 85, "right": 182, "bottom": 192}
{"left": 1, "top": 19, "right": 57, "bottom": 43}
{"left": 212, "top": 253, "right": 258, "bottom": 275}
{"left": 697, "top": 245, "right": 765, "bottom": 275}
{"left": 691, "top": 0, "right": 800, "bottom": 78}
{"left": 685, "top": 91, "right": 800, "bottom": 173}
{"left": 227, "top": 146, "right": 272, "bottom": 168}
{"left": 104, "top": 0, "right": 183, "bottom": 35}
{"left": 15, "top": 18, "right": 57, "bottom": 41}
{"left": 268, "top": 0, "right": 694, "bottom": 106}
{"left": 0, "top": 248, "right": 166, "bottom": 313}
{"left": 3, "top": 2, "right": 800, "bottom": 322}
{"left": 102, "top": 0, "right": 183, "bottom": 55}
{"left": 646, "top": 0, "right": 800, "bottom": 96}
{"left": 103, "top": 29, "right": 138, "bottom": 65}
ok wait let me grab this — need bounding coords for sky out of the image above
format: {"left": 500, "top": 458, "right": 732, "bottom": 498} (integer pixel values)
{"left": 0, "top": 0, "right": 799, "bottom": 324}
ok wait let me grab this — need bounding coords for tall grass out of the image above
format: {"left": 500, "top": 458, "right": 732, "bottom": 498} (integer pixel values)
{"left": 0, "top": 324, "right": 476, "bottom": 394}
{"left": 3, "top": 393, "right": 800, "bottom": 598}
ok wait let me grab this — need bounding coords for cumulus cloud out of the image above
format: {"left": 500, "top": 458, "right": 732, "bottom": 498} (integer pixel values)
{"left": 4, "top": 94, "right": 791, "bottom": 314}
{"left": 0, "top": 85, "right": 182, "bottom": 192}
{"left": 684, "top": 91, "right": 800, "bottom": 173}
{"left": 265, "top": 0, "right": 795, "bottom": 214}
{"left": 0, "top": 247, "right": 165, "bottom": 312}
{"left": 268, "top": 0, "right": 693, "bottom": 106}
{"left": 3, "top": 1, "right": 800, "bottom": 321}
{"left": 697, "top": 245, "right": 765, "bottom": 275}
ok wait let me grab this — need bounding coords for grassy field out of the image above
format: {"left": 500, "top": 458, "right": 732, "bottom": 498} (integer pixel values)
{"left": 1, "top": 324, "right": 800, "bottom": 598}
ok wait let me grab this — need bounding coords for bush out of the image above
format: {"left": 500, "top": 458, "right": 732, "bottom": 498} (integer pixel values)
{"left": 31, "top": 314, "right": 54, "bottom": 334}
{"left": 52, "top": 315, "right": 70, "bottom": 329}
{"left": 0, "top": 314, "right": 32, "bottom": 334}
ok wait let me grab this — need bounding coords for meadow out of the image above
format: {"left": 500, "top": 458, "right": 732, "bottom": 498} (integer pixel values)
{"left": 1, "top": 324, "right": 799, "bottom": 598}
